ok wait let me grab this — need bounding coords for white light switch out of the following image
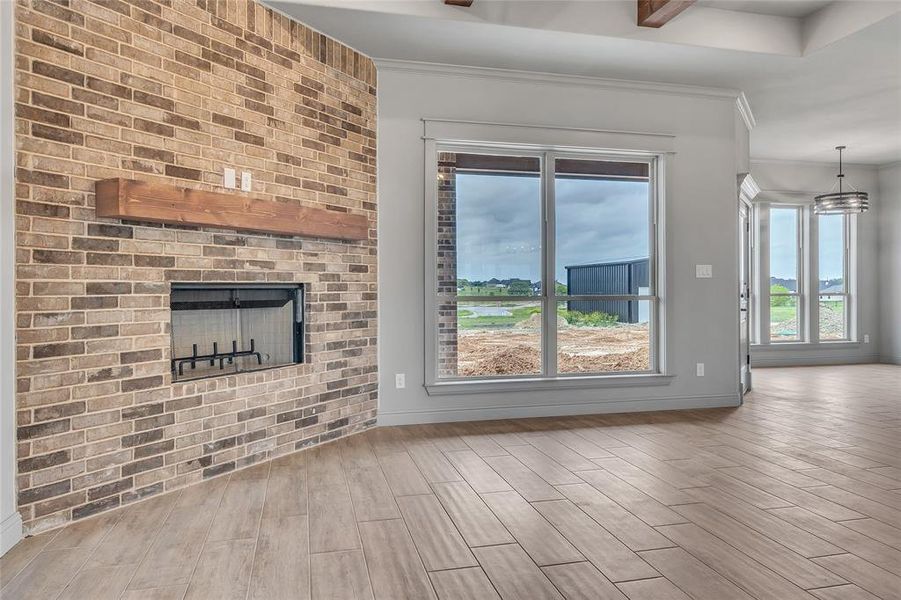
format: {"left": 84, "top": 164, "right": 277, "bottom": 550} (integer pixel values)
{"left": 395, "top": 373, "right": 406, "bottom": 389}
{"left": 241, "top": 171, "right": 252, "bottom": 192}
{"left": 224, "top": 167, "right": 236, "bottom": 189}
{"left": 696, "top": 264, "right": 713, "bottom": 278}
{"left": 696, "top": 363, "right": 705, "bottom": 377}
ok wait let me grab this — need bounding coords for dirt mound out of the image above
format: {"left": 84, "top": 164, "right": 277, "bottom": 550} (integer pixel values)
{"left": 456, "top": 325, "right": 650, "bottom": 376}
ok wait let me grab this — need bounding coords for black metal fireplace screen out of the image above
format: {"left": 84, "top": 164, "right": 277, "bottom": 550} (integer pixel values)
{"left": 169, "top": 283, "right": 304, "bottom": 381}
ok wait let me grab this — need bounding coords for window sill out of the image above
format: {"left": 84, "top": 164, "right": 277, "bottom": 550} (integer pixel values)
{"left": 425, "top": 373, "right": 674, "bottom": 396}
{"left": 751, "top": 341, "right": 860, "bottom": 351}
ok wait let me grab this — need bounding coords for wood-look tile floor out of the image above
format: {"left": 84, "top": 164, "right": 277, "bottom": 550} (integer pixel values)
{"left": 3, "top": 364, "right": 900, "bottom": 600}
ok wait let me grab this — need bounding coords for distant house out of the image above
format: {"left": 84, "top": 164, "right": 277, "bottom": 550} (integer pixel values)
{"left": 565, "top": 257, "right": 649, "bottom": 323}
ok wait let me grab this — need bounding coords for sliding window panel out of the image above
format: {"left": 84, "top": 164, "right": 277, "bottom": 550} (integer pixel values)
{"left": 556, "top": 300, "right": 652, "bottom": 374}
{"left": 818, "top": 214, "right": 846, "bottom": 293}
{"left": 553, "top": 158, "right": 652, "bottom": 297}
{"left": 438, "top": 300, "right": 543, "bottom": 378}
{"left": 437, "top": 152, "right": 542, "bottom": 297}
{"left": 769, "top": 207, "right": 800, "bottom": 293}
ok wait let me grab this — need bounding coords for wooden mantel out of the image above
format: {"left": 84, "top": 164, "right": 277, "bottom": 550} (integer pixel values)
{"left": 95, "top": 178, "right": 370, "bottom": 241}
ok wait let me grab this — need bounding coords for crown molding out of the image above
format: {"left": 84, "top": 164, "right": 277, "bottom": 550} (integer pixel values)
{"left": 735, "top": 92, "right": 756, "bottom": 131}
{"left": 375, "top": 58, "right": 745, "bottom": 102}
{"left": 739, "top": 174, "right": 761, "bottom": 200}
{"left": 751, "top": 158, "right": 878, "bottom": 169}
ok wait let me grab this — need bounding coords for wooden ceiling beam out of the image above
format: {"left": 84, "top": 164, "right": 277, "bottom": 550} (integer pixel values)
{"left": 637, "top": 0, "right": 695, "bottom": 27}
{"left": 444, "top": 0, "right": 473, "bottom": 6}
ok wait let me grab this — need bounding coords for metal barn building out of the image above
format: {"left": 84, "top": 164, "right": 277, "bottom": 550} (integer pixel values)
{"left": 565, "top": 257, "right": 649, "bottom": 323}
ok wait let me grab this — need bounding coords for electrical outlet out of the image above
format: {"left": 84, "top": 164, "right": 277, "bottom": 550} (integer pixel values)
{"left": 696, "top": 264, "right": 713, "bottom": 278}
{"left": 696, "top": 362, "right": 705, "bottom": 377}
{"left": 224, "top": 167, "right": 236, "bottom": 189}
{"left": 241, "top": 171, "right": 252, "bottom": 192}
{"left": 864, "top": 334, "right": 870, "bottom": 344}
{"left": 395, "top": 373, "right": 406, "bottom": 389}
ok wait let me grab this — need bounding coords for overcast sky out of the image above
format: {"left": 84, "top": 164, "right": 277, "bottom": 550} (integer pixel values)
{"left": 455, "top": 173, "right": 649, "bottom": 283}
{"left": 771, "top": 208, "right": 844, "bottom": 286}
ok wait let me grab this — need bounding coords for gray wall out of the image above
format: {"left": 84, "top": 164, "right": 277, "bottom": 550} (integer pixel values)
{"left": 878, "top": 163, "right": 901, "bottom": 364}
{"left": 377, "top": 62, "right": 746, "bottom": 424}
{"left": 749, "top": 160, "right": 882, "bottom": 366}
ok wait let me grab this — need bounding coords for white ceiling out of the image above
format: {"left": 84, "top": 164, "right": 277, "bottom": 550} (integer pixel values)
{"left": 266, "top": 1, "right": 901, "bottom": 165}
{"left": 696, "top": 1, "right": 834, "bottom": 19}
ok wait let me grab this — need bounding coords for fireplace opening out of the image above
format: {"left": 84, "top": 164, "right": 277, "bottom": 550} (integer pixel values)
{"left": 170, "top": 283, "right": 304, "bottom": 382}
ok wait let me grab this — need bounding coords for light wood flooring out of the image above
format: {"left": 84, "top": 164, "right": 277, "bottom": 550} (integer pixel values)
{"left": 2, "top": 364, "right": 900, "bottom": 600}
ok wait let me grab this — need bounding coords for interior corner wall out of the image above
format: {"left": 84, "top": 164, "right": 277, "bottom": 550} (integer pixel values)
{"left": 878, "top": 163, "right": 901, "bottom": 364}
{"left": 377, "top": 64, "right": 744, "bottom": 424}
{"left": 749, "top": 160, "right": 881, "bottom": 367}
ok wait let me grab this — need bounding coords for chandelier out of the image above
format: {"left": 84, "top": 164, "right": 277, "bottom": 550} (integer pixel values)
{"left": 814, "top": 146, "right": 869, "bottom": 214}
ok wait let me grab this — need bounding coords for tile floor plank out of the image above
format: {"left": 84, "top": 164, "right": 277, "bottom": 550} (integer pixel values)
{"left": 429, "top": 567, "right": 501, "bottom": 600}
{"left": 248, "top": 515, "right": 311, "bottom": 600}
{"left": 637, "top": 547, "right": 755, "bottom": 600}
{"left": 812, "top": 553, "right": 901, "bottom": 600}
{"left": 358, "top": 519, "right": 436, "bottom": 600}
{"left": 541, "top": 561, "right": 628, "bottom": 600}
{"left": 310, "top": 550, "right": 374, "bottom": 600}
{"left": 472, "top": 544, "right": 563, "bottom": 600}
{"left": 481, "top": 492, "right": 584, "bottom": 567}
{"left": 531, "top": 499, "right": 657, "bottom": 582}
{"left": 396, "top": 494, "right": 477, "bottom": 571}
{"left": 431, "top": 481, "right": 515, "bottom": 548}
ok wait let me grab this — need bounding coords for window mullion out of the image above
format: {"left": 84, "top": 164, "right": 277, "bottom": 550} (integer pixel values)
{"left": 542, "top": 152, "right": 557, "bottom": 378}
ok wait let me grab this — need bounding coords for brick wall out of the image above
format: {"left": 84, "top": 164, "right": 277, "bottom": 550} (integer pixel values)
{"left": 14, "top": 0, "right": 377, "bottom": 534}
{"left": 436, "top": 152, "right": 457, "bottom": 377}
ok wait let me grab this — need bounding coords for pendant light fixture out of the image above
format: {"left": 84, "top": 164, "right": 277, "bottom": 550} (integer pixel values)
{"left": 814, "top": 146, "right": 869, "bottom": 215}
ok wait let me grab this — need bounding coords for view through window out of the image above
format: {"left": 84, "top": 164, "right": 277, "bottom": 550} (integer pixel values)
{"left": 818, "top": 214, "right": 848, "bottom": 340}
{"left": 769, "top": 206, "right": 801, "bottom": 341}
{"left": 434, "top": 150, "right": 656, "bottom": 380}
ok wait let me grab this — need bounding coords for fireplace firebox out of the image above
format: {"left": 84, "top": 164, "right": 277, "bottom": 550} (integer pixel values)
{"left": 170, "top": 283, "right": 304, "bottom": 381}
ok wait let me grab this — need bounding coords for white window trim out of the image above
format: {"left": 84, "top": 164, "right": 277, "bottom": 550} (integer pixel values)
{"left": 751, "top": 192, "right": 857, "bottom": 348}
{"left": 422, "top": 120, "right": 672, "bottom": 393}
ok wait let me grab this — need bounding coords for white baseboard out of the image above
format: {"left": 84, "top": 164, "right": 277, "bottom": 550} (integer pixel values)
{"left": 1, "top": 511, "right": 23, "bottom": 556}
{"left": 751, "top": 353, "right": 881, "bottom": 368}
{"left": 377, "top": 393, "right": 740, "bottom": 425}
{"left": 881, "top": 354, "right": 901, "bottom": 365}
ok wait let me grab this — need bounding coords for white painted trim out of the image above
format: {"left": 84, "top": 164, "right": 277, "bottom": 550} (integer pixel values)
{"left": 422, "top": 118, "right": 677, "bottom": 152}
{"left": 1, "top": 512, "right": 23, "bottom": 556}
{"left": 377, "top": 393, "right": 740, "bottom": 425}
{"left": 751, "top": 158, "right": 879, "bottom": 170}
{"left": 739, "top": 174, "right": 761, "bottom": 201}
{"left": 751, "top": 353, "right": 880, "bottom": 368}
{"left": 425, "top": 374, "right": 675, "bottom": 396}
{"left": 1, "top": 0, "right": 21, "bottom": 557}
{"left": 735, "top": 92, "right": 756, "bottom": 131}
{"left": 376, "top": 58, "right": 745, "bottom": 101}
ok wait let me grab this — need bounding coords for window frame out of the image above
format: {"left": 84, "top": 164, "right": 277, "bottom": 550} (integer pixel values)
{"left": 424, "top": 141, "right": 663, "bottom": 388}
{"left": 766, "top": 204, "right": 805, "bottom": 343}
{"left": 752, "top": 199, "right": 857, "bottom": 347}
{"left": 814, "top": 212, "right": 851, "bottom": 342}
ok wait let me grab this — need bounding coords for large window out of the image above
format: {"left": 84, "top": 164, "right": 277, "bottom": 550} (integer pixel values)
{"left": 768, "top": 207, "right": 801, "bottom": 341}
{"left": 431, "top": 148, "right": 658, "bottom": 382}
{"left": 755, "top": 203, "right": 854, "bottom": 345}
{"left": 817, "top": 213, "right": 849, "bottom": 340}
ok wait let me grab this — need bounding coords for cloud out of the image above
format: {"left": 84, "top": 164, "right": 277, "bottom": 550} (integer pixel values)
{"left": 454, "top": 174, "right": 650, "bottom": 282}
